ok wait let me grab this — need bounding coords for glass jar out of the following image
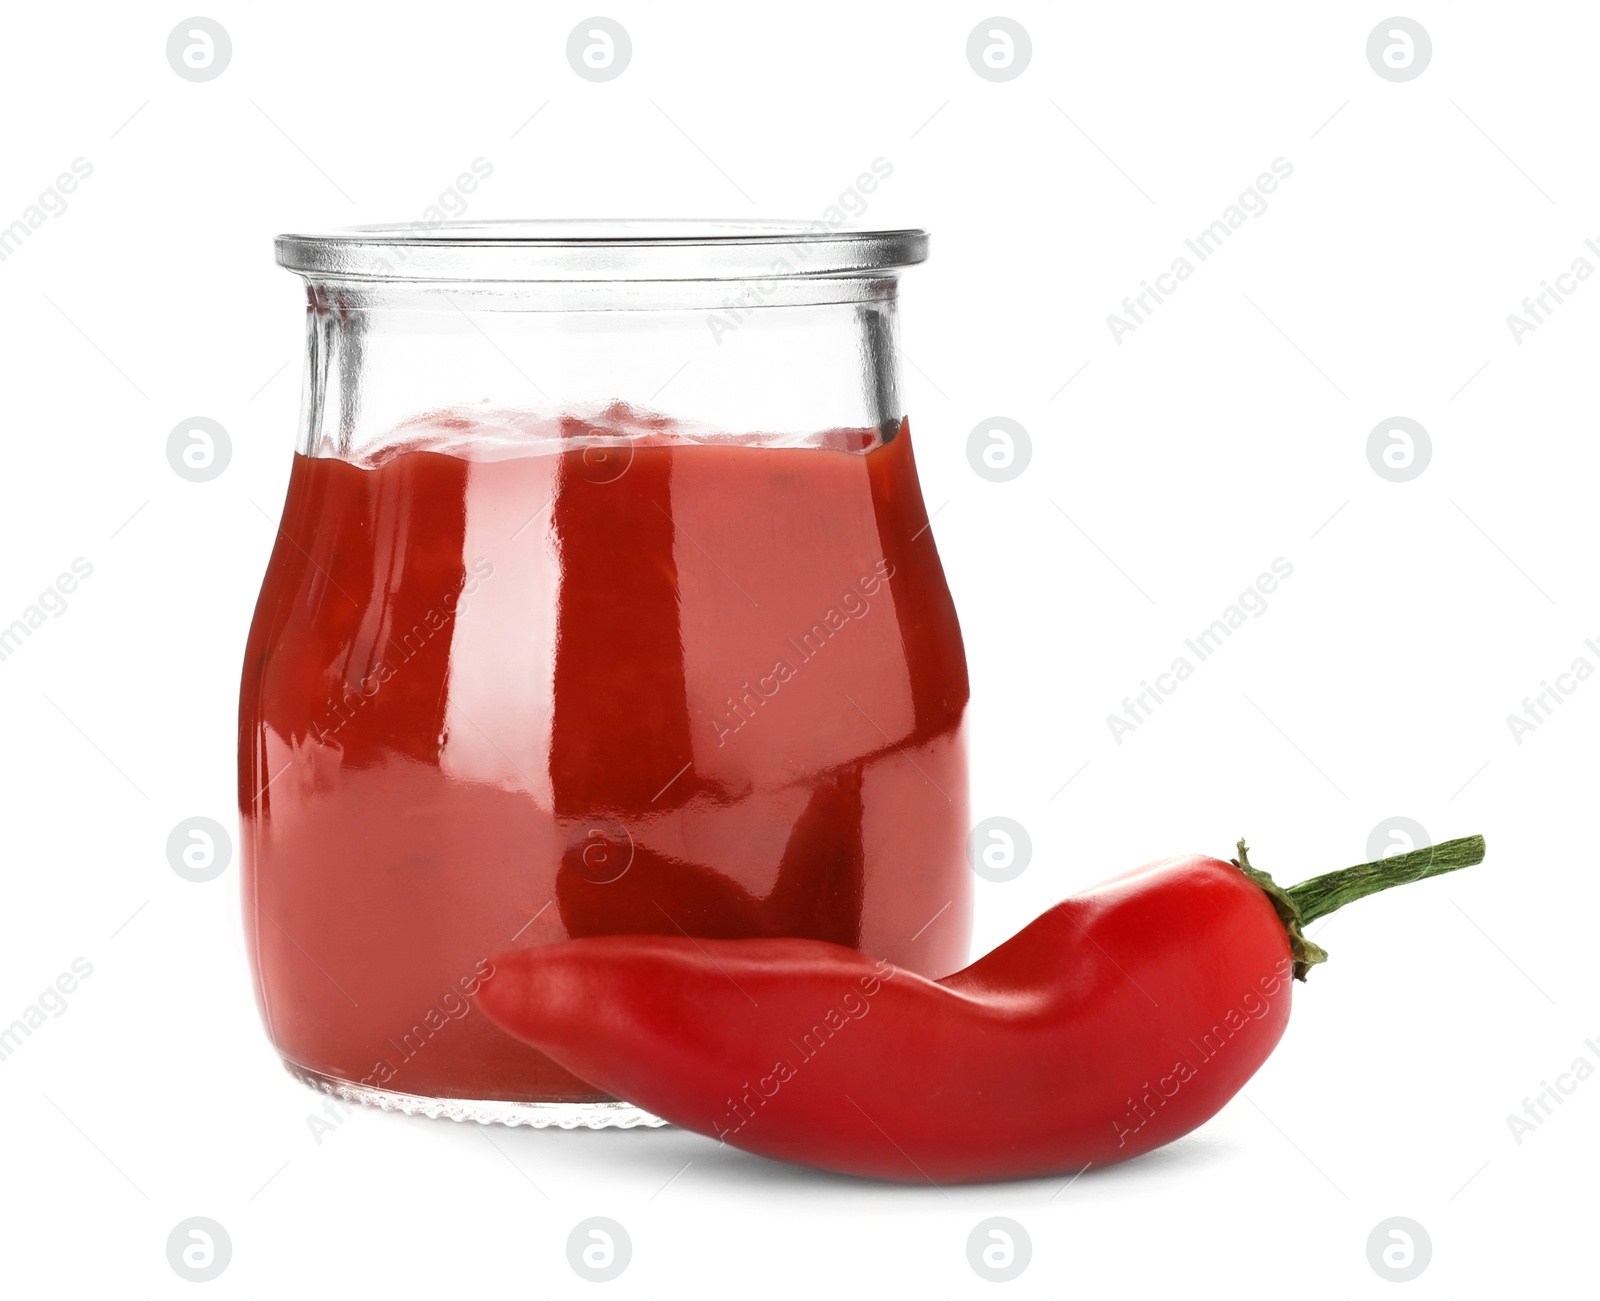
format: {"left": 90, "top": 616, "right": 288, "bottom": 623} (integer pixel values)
{"left": 239, "top": 221, "right": 971, "bottom": 1127}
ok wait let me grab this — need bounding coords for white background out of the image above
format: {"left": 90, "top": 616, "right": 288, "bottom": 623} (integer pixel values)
{"left": 0, "top": 3, "right": 1591, "bottom": 1296}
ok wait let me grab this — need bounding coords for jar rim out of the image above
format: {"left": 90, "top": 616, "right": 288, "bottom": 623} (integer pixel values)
{"left": 275, "top": 220, "right": 929, "bottom": 283}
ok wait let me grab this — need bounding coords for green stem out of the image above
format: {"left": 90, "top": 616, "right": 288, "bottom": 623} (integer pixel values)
{"left": 1286, "top": 835, "right": 1486, "bottom": 924}
{"left": 1232, "top": 835, "right": 1486, "bottom": 981}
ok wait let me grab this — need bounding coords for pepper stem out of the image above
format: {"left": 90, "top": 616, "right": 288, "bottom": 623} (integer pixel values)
{"left": 1232, "top": 835, "right": 1486, "bottom": 981}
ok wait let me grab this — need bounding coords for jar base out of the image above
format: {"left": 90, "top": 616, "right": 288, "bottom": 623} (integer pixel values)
{"left": 284, "top": 1060, "right": 668, "bottom": 1129}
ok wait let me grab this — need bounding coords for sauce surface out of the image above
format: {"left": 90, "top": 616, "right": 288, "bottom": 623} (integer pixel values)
{"left": 239, "top": 413, "right": 970, "bottom": 1102}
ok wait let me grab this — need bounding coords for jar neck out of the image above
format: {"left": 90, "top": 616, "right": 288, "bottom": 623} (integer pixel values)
{"left": 295, "top": 278, "right": 905, "bottom": 461}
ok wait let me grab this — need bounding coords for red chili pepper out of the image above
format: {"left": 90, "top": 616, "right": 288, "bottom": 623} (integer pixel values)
{"left": 476, "top": 835, "right": 1485, "bottom": 1183}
